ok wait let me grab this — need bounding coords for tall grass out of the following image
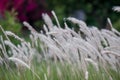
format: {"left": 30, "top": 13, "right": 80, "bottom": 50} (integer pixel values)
{"left": 0, "top": 11, "right": 120, "bottom": 80}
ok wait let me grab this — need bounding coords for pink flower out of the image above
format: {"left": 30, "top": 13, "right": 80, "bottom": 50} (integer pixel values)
{"left": 0, "top": 0, "right": 51, "bottom": 27}
{"left": 14, "top": 0, "right": 24, "bottom": 10}
{"left": 0, "top": 0, "right": 8, "bottom": 15}
{"left": 26, "top": 2, "right": 37, "bottom": 12}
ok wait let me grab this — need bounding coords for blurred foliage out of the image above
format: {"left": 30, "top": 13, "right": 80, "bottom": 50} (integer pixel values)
{"left": 0, "top": 10, "right": 22, "bottom": 45}
{"left": 0, "top": 0, "right": 120, "bottom": 33}
{"left": 113, "top": 19, "right": 120, "bottom": 31}
{"left": 0, "top": 10, "right": 21, "bottom": 35}
{"left": 47, "top": 0, "right": 120, "bottom": 30}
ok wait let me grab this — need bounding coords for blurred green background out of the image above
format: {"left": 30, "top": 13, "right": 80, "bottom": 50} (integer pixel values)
{"left": 0, "top": 0, "right": 120, "bottom": 34}
{"left": 47, "top": 0, "right": 120, "bottom": 29}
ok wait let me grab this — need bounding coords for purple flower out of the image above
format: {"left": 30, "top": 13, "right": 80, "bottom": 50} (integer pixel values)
{"left": 0, "top": 0, "right": 50, "bottom": 23}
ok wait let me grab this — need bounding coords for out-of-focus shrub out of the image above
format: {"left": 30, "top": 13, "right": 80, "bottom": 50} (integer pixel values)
{"left": 0, "top": 10, "right": 22, "bottom": 45}
{"left": 0, "top": 10, "right": 21, "bottom": 35}
{"left": 113, "top": 19, "right": 120, "bottom": 31}
{"left": 47, "top": 0, "right": 120, "bottom": 29}
{"left": 0, "top": 0, "right": 51, "bottom": 31}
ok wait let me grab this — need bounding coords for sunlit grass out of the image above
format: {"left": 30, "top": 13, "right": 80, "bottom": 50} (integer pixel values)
{"left": 0, "top": 60, "right": 120, "bottom": 80}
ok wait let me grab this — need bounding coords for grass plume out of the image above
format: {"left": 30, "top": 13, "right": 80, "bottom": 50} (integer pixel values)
{"left": 0, "top": 11, "right": 120, "bottom": 80}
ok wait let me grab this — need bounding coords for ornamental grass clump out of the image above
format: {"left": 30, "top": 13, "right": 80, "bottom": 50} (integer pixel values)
{"left": 0, "top": 10, "right": 120, "bottom": 80}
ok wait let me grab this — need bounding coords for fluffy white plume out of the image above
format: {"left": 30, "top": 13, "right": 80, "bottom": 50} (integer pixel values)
{"left": 0, "top": 12, "right": 120, "bottom": 79}
{"left": 113, "top": 6, "right": 120, "bottom": 12}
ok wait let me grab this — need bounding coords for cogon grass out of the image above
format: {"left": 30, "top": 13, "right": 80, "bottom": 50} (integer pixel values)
{"left": 0, "top": 10, "right": 120, "bottom": 80}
